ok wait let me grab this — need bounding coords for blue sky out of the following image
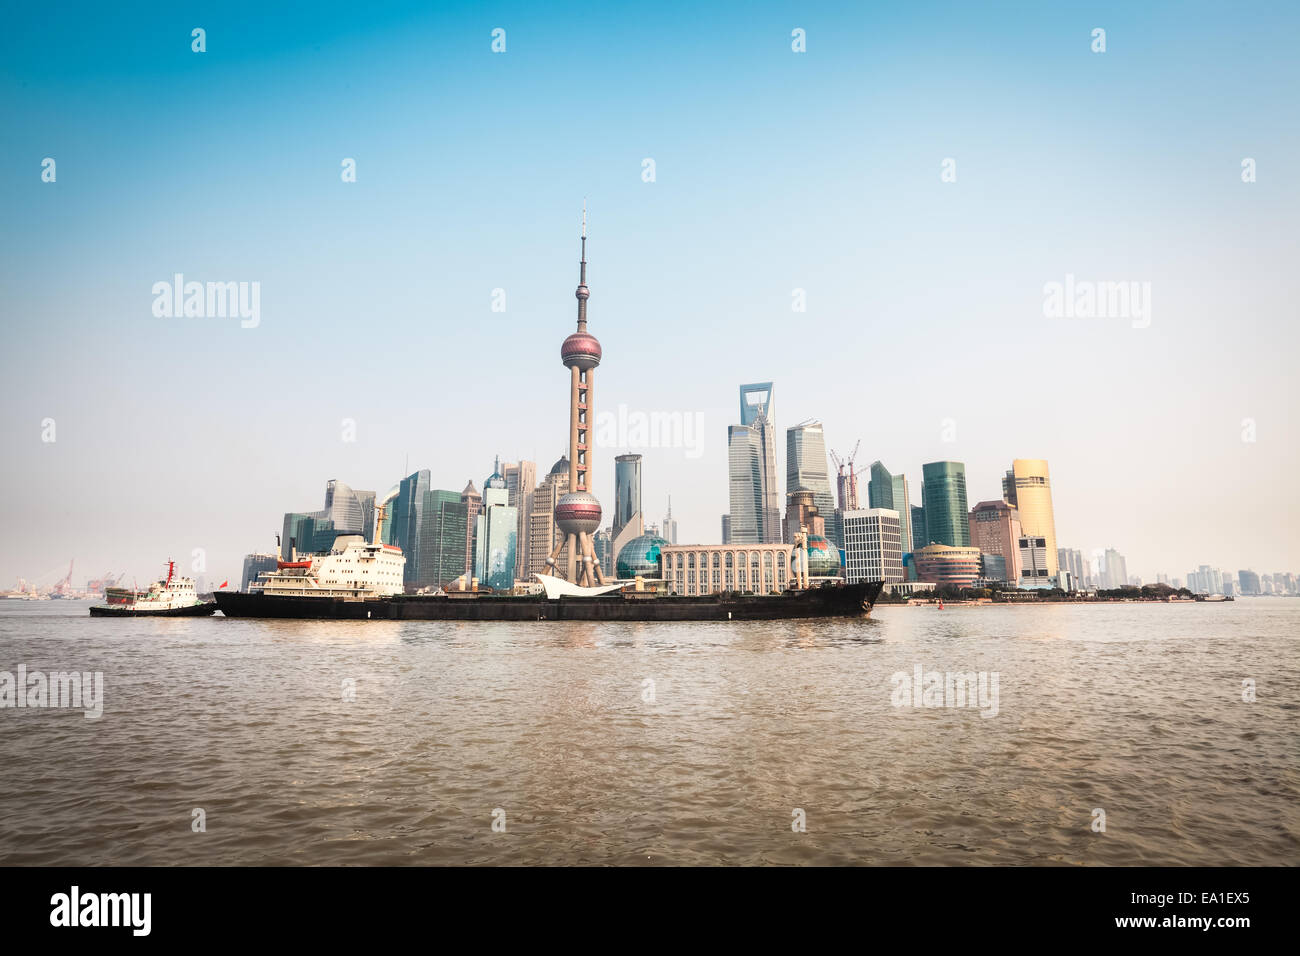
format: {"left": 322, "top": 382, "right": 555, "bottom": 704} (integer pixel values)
{"left": 2, "top": 1, "right": 1298, "bottom": 586}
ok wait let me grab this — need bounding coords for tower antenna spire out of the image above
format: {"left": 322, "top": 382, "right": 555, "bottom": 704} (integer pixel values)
{"left": 575, "top": 200, "right": 590, "bottom": 331}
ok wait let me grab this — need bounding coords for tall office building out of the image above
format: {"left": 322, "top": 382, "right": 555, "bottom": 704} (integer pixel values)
{"left": 281, "top": 479, "right": 375, "bottom": 559}
{"left": 324, "top": 479, "right": 375, "bottom": 536}
{"left": 787, "top": 421, "right": 840, "bottom": 548}
{"left": 502, "top": 460, "right": 536, "bottom": 580}
{"left": 611, "top": 454, "right": 646, "bottom": 572}
{"left": 1237, "top": 570, "right": 1261, "bottom": 595}
{"left": 613, "top": 454, "right": 642, "bottom": 539}
{"left": 474, "top": 482, "right": 518, "bottom": 591}
{"left": 526, "top": 456, "right": 570, "bottom": 576}
{"left": 389, "top": 469, "right": 432, "bottom": 591}
{"left": 911, "top": 505, "right": 928, "bottom": 551}
{"left": 281, "top": 512, "right": 330, "bottom": 558}
{"left": 1003, "top": 459, "right": 1059, "bottom": 577}
{"left": 1103, "top": 548, "right": 1129, "bottom": 589}
{"left": 593, "top": 527, "right": 614, "bottom": 578}
{"left": 867, "top": 461, "right": 912, "bottom": 559}
{"left": 1057, "top": 548, "right": 1087, "bottom": 590}
{"left": 835, "top": 460, "right": 860, "bottom": 513}
{"left": 842, "top": 508, "right": 904, "bottom": 585}
{"left": 662, "top": 496, "right": 678, "bottom": 545}
{"left": 418, "top": 489, "right": 470, "bottom": 589}
{"left": 460, "top": 480, "right": 482, "bottom": 577}
{"left": 720, "top": 514, "right": 731, "bottom": 544}
{"left": 727, "top": 424, "right": 764, "bottom": 544}
{"left": 736, "top": 383, "right": 781, "bottom": 543}
{"left": 920, "top": 461, "right": 969, "bottom": 548}
{"left": 969, "top": 500, "right": 1022, "bottom": 583}
{"left": 240, "top": 553, "right": 278, "bottom": 591}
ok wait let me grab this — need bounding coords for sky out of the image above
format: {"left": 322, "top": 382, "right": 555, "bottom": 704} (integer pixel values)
{"left": 2, "top": 0, "right": 1298, "bottom": 589}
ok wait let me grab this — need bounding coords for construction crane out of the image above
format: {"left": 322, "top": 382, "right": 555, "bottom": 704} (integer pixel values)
{"left": 830, "top": 440, "right": 861, "bottom": 512}
{"left": 52, "top": 559, "right": 75, "bottom": 598}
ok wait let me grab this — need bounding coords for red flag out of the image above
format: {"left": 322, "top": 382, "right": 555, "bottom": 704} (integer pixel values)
{"left": 218, "top": 580, "right": 228, "bottom": 589}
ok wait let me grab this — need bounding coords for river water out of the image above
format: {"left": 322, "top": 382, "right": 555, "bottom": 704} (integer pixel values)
{"left": 1, "top": 599, "right": 1296, "bottom": 865}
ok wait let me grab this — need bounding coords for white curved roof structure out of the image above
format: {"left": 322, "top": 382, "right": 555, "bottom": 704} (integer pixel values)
{"left": 533, "top": 573, "right": 624, "bottom": 600}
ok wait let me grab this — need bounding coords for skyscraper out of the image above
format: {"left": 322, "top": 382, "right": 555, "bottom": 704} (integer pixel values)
{"left": 842, "top": 508, "right": 904, "bottom": 585}
{"left": 502, "top": 460, "right": 536, "bottom": 580}
{"left": 324, "top": 479, "right": 374, "bottom": 536}
{"left": 419, "top": 489, "right": 469, "bottom": 589}
{"left": 727, "top": 425, "right": 763, "bottom": 544}
{"left": 1057, "top": 548, "right": 1087, "bottom": 590}
{"left": 662, "top": 496, "right": 678, "bottom": 545}
{"left": 240, "top": 552, "right": 278, "bottom": 591}
{"left": 735, "top": 383, "right": 781, "bottom": 543}
{"left": 526, "top": 456, "right": 569, "bottom": 576}
{"left": 612, "top": 453, "right": 645, "bottom": 572}
{"left": 866, "top": 461, "right": 912, "bottom": 561}
{"left": 1004, "top": 459, "right": 1059, "bottom": 578}
{"left": 460, "top": 480, "right": 482, "bottom": 577}
{"left": 282, "top": 479, "right": 375, "bottom": 559}
{"left": 911, "top": 505, "right": 928, "bottom": 551}
{"left": 787, "top": 421, "right": 839, "bottom": 548}
{"left": 389, "top": 469, "right": 431, "bottom": 591}
{"left": 1103, "top": 549, "right": 1129, "bottom": 589}
{"left": 969, "top": 500, "right": 1022, "bottom": 583}
{"left": 593, "top": 527, "right": 613, "bottom": 578}
{"left": 474, "top": 482, "right": 518, "bottom": 591}
{"left": 613, "top": 454, "right": 642, "bottom": 539}
{"left": 920, "top": 461, "right": 969, "bottom": 548}
{"left": 281, "top": 512, "right": 327, "bottom": 558}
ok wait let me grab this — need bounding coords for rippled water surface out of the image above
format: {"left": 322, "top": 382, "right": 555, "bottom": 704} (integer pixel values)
{"left": 1, "top": 600, "right": 1296, "bottom": 865}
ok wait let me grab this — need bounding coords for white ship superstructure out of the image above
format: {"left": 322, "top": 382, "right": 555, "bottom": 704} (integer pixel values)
{"left": 254, "top": 534, "right": 406, "bottom": 599}
{"left": 102, "top": 562, "right": 204, "bottom": 611}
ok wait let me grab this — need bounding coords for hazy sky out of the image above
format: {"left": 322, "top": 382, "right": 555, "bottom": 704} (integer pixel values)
{"left": 3, "top": 1, "right": 1297, "bottom": 588}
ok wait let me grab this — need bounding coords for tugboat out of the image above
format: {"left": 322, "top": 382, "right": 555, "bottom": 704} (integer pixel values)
{"left": 89, "top": 561, "right": 217, "bottom": 617}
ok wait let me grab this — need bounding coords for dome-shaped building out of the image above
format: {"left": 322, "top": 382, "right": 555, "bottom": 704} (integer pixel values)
{"left": 615, "top": 534, "right": 668, "bottom": 579}
{"left": 548, "top": 455, "right": 569, "bottom": 478}
{"left": 795, "top": 534, "right": 842, "bottom": 579}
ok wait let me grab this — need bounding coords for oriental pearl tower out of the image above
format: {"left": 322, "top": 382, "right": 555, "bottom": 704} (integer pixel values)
{"left": 545, "top": 205, "right": 606, "bottom": 587}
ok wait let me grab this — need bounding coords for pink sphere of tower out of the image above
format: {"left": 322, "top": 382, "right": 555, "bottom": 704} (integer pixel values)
{"left": 554, "top": 490, "right": 602, "bottom": 536}
{"left": 561, "top": 331, "right": 602, "bottom": 370}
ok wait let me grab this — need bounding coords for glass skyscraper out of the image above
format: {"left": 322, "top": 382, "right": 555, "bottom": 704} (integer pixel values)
{"left": 613, "top": 454, "right": 642, "bottom": 538}
{"left": 474, "top": 485, "right": 518, "bottom": 591}
{"left": 911, "top": 504, "right": 928, "bottom": 550}
{"left": 920, "top": 461, "right": 970, "bottom": 547}
{"left": 866, "top": 461, "right": 912, "bottom": 560}
{"left": 736, "top": 383, "right": 780, "bottom": 543}
{"left": 418, "top": 489, "right": 469, "bottom": 589}
{"left": 240, "top": 552, "right": 278, "bottom": 591}
{"left": 787, "top": 421, "right": 840, "bottom": 548}
{"left": 280, "top": 480, "right": 376, "bottom": 559}
{"left": 389, "top": 469, "right": 431, "bottom": 590}
{"left": 727, "top": 424, "right": 763, "bottom": 544}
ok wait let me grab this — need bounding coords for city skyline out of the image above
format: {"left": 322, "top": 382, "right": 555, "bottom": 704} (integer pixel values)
{"left": 3, "top": 2, "right": 1298, "bottom": 586}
